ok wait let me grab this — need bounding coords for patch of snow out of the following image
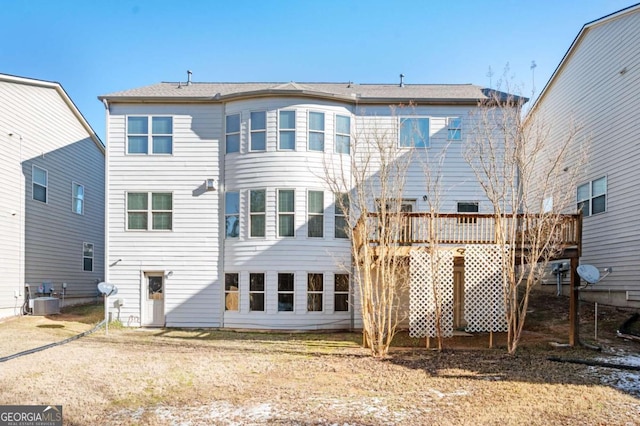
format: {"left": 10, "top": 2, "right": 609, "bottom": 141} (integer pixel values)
{"left": 590, "top": 350, "right": 640, "bottom": 397}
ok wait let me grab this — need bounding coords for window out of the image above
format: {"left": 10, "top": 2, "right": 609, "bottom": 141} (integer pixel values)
{"left": 32, "top": 165, "right": 47, "bottom": 203}
{"left": 226, "top": 114, "right": 240, "bottom": 153}
{"left": 335, "top": 115, "right": 351, "bottom": 154}
{"left": 335, "top": 193, "right": 349, "bottom": 239}
{"left": 399, "top": 117, "right": 429, "bottom": 148}
{"left": 278, "top": 190, "right": 295, "bottom": 237}
{"left": 225, "top": 273, "right": 239, "bottom": 311}
{"left": 308, "top": 191, "right": 324, "bottom": 237}
{"left": 334, "top": 274, "right": 349, "bottom": 311}
{"left": 308, "top": 112, "right": 325, "bottom": 151}
{"left": 250, "top": 189, "right": 266, "bottom": 237}
{"left": 577, "top": 176, "right": 607, "bottom": 216}
{"left": 307, "top": 273, "right": 323, "bottom": 311}
{"left": 448, "top": 117, "right": 462, "bottom": 140}
{"left": 225, "top": 192, "right": 240, "bottom": 238}
{"left": 250, "top": 111, "right": 266, "bottom": 151}
{"left": 72, "top": 182, "right": 84, "bottom": 214}
{"left": 127, "top": 116, "right": 173, "bottom": 154}
{"left": 278, "top": 273, "right": 294, "bottom": 311}
{"left": 250, "top": 273, "right": 265, "bottom": 311}
{"left": 279, "top": 110, "right": 296, "bottom": 150}
{"left": 127, "top": 192, "right": 173, "bottom": 230}
{"left": 457, "top": 202, "right": 478, "bottom": 224}
{"left": 83, "top": 242, "right": 94, "bottom": 272}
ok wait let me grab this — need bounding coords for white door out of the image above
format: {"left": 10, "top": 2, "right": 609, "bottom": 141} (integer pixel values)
{"left": 144, "top": 274, "right": 164, "bottom": 327}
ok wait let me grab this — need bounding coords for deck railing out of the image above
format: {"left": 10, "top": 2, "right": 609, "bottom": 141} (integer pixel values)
{"left": 361, "top": 212, "right": 582, "bottom": 250}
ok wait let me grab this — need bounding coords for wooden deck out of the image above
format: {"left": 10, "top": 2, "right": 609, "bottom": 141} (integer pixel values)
{"left": 360, "top": 212, "right": 582, "bottom": 257}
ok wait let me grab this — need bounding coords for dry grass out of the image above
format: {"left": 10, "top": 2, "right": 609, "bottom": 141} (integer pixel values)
{"left": 0, "top": 290, "right": 638, "bottom": 425}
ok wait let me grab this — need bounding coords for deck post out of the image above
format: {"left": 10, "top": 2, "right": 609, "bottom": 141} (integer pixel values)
{"left": 569, "top": 256, "right": 580, "bottom": 346}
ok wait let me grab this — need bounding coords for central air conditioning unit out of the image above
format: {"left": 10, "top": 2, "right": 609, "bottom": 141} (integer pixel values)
{"left": 32, "top": 297, "right": 60, "bottom": 315}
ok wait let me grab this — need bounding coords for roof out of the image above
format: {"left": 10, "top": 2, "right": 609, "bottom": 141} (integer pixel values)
{"left": 0, "top": 73, "right": 104, "bottom": 152}
{"left": 99, "top": 81, "right": 524, "bottom": 105}
{"left": 528, "top": 2, "right": 640, "bottom": 116}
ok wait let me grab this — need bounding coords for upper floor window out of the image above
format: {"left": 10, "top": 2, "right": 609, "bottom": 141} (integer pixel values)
{"left": 308, "top": 191, "right": 324, "bottom": 238}
{"left": 127, "top": 116, "right": 173, "bottom": 154}
{"left": 250, "top": 189, "right": 266, "bottom": 237}
{"left": 399, "top": 117, "right": 429, "bottom": 148}
{"left": 278, "top": 189, "right": 295, "bottom": 237}
{"left": 32, "top": 165, "right": 48, "bottom": 203}
{"left": 335, "top": 193, "right": 349, "bottom": 239}
{"left": 279, "top": 110, "right": 296, "bottom": 150}
{"left": 225, "top": 191, "right": 239, "bottom": 238}
{"left": 335, "top": 115, "right": 351, "bottom": 154}
{"left": 250, "top": 111, "right": 266, "bottom": 151}
{"left": 72, "top": 182, "right": 84, "bottom": 215}
{"left": 127, "top": 192, "right": 173, "bottom": 231}
{"left": 83, "top": 242, "right": 94, "bottom": 272}
{"left": 577, "top": 176, "right": 607, "bottom": 216}
{"left": 226, "top": 114, "right": 240, "bottom": 153}
{"left": 448, "top": 117, "right": 462, "bottom": 140}
{"left": 308, "top": 112, "right": 325, "bottom": 151}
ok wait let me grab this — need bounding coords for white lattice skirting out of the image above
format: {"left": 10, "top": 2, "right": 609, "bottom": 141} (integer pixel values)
{"left": 464, "top": 245, "right": 507, "bottom": 332}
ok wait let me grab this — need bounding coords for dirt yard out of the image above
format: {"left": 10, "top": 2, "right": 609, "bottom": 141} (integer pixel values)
{"left": 0, "top": 291, "right": 638, "bottom": 425}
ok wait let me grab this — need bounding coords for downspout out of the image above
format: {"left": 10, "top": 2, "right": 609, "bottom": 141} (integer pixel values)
{"left": 102, "top": 99, "right": 110, "bottom": 291}
{"left": 219, "top": 104, "right": 226, "bottom": 328}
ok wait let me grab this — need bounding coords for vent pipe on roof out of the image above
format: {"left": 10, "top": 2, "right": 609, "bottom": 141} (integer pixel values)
{"left": 399, "top": 73, "right": 405, "bottom": 87}
{"left": 187, "top": 70, "right": 192, "bottom": 86}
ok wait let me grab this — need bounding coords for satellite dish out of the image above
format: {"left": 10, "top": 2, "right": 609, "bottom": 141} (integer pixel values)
{"left": 97, "top": 282, "right": 118, "bottom": 297}
{"left": 577, "top": 264, "right": 600, "bottom": 285}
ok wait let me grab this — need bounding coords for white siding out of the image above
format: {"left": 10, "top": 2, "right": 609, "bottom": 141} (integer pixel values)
{"left": 0, "top": 78, "right": 104, "bottom": 319}
{"left": 107, "top": 104, "right": 222, "bottom": 327}
{"left": 530, "top": 8, "right": 640, "bottom": 305}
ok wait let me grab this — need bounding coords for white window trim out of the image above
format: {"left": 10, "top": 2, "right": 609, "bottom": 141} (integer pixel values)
{"left": 398, "top": 116, "right": 430, "bottom": 148}
{"left": 334, "top": 193, "right": 349, "bottom": 239}
{"left": 225, "top": 113, "right": 241, "bottom": 154}
{"left": 72, "top": 181, "right": 85, "bottom": 215}
{"left": 82, "top": 242, "right": 94, "bottom": 272}
{"left": 249, "top": 188, "right": 267, "bottom": 238}
{"left": 334, "top": 273, "right": 350, "bottom": 312}
{"left": 249, "top": 272, "right": 266, "bottom": 312}
{"left": 126, "top": 115, "right": 174, "bottom": 156}
{"left": 32, "top": 165, "right": 48, "bottom": 203}
{"left": 277, "top": 272, "right": 295, "bottom": 312}
{"left": 308, "top": 111, "right": 325, "bottom": 152}
{"left": 277, "top": 189, "right": 296, "bottom": 238}
{"left": 249, "top": 110, "right": 267, "bottom": 152}
{"left": 278, "top": 109, "right": 296, "bottom": 151}
{"left": 447, "top": 117, "right": 462, "bottom": 141}
{"left": 307, "top": 190, "right": 324, "bottom": 238}
{"left": 577, "top": 176, "right": 607, "bottom": 217}
{"left": 307, "top": 273, "right": 324, "bottom": 312}
{"left": 335, "top": 114, "right": 351, "bottom": 155}
{"left": 225, "top": 191, "right": 240, "bottom": 239}
{"left": 126, "top": 191, "right": 174, "bottom": 232}
{"left": 224, "top": 273, "right": 239, "bottom": 312}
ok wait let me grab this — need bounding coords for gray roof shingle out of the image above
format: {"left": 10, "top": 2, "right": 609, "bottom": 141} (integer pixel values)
{"left": 100, "top": 82, "right": 523, "bottom": 104}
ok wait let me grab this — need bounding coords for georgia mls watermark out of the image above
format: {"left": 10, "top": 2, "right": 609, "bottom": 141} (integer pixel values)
{"left": 0, "top": 405, "right": 62, "bottom": 426}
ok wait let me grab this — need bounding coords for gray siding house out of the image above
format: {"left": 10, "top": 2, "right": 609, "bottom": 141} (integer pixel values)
{"left": 0, "top": 74, "right": 105, "bottom": 319}
{"left": 100, "top": 80, "right": 530, "bottom": 330}
{"left": 529, "top": 4, "right": 640, "bottom": 308}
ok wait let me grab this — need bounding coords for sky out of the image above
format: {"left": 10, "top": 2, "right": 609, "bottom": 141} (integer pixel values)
{"left": 1, "top": 0, "right": 636, "bottom": 141}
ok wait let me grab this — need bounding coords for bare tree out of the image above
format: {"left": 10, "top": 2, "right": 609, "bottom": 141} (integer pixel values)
{"left": 464, "top": 82, "right": 586, "bottom": 354}
{"left": 324, "top": 108, "right": 415, "bottom": 358}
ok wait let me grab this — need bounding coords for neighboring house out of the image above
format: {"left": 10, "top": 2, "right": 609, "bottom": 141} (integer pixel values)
{"left": 0, "top": 73, "right": 105, "bottom": 319}
{"left": 528, "top": 3, "right": 640, "bottom": 308}
{"left": 100, "top": 79, "right": 565, "bottom": 330}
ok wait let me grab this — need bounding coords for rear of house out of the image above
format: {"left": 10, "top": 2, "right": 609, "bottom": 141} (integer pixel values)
{"left": 100, "top": 80, "right": 514, "bottom": 329}
{"left": 0, "top": 74, "right": 105, "bottom": 319}
{"left": 528, "top": 4, "right": 640, "bottom": 308}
